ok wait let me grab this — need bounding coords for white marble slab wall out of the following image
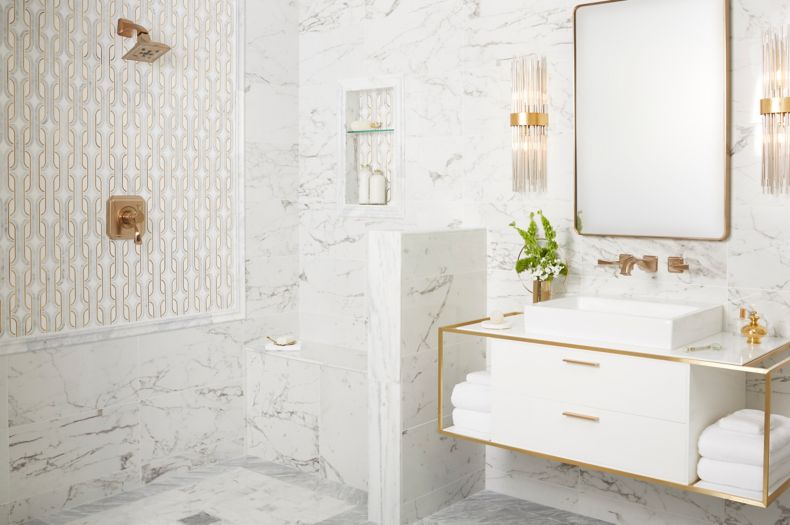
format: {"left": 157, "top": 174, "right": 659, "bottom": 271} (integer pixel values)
{"left": 245, "top": 344, "right": 368, "bottom": 491}
{"left": 1, "top": 324, "right": 247, "bottom": 525}
{"left": 368, "top": 229, "right": 487, "bottom": 524}
{"left": 0, "top": 0, "right": 301, "bottom": 522}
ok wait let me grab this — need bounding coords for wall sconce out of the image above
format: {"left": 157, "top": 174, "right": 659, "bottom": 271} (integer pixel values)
{"left": 511, "top": 56, "right": 548, "bottom": 193}
{"left": 762, "top": 29, "right": 790, "bottom": 194}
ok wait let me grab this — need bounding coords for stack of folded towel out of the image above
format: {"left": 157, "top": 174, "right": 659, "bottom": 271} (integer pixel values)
{"left": 450, "top": 371, "right": 491, "bottom": 436}
{"left": 697, "top": 409, "right": 790, "bottom": 499}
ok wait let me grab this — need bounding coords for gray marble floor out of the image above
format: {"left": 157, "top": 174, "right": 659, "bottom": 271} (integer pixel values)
{"left": 26, "top": 457, "right": 607, "bottom": 525}
{"left": 417, "top": 492, "right": 611, "bottom": 525}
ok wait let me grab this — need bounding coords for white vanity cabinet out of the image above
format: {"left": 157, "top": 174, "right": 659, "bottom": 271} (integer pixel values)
{"left": 489, "top": 340, "right": 745, "bottom": 484}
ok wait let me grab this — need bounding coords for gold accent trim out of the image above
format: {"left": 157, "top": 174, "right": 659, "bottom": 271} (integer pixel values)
{"left": 438, "top": 317, "right": 790, "bottom": 509}
{"left": 572, "top": 0, "right": 731, "bottom": 241}
{"left": 562, "top": 411, "right": 600, "bottom": 422}
{"left": 562, "top": 358, "right": 600, "bottom": 368}
{"left": 760, "top": 97, "right": 790, "bottom": 115}
{"left": 510, "top": 112, "right": 549, "bottom": 127}
{"left": 441, "top": 314, "right": 786, "bottom": 373}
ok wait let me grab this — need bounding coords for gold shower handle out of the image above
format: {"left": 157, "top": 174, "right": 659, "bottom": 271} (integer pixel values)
{"left": 119, "top": 206, "right": 144, "bottom": 245}
{"left": 107, "top": 196, "right": 146, "bottom": 245}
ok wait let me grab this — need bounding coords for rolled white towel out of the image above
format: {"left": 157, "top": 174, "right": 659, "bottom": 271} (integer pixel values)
{"left": 698, "top": 422, "right": 790, "bottom": 467}
{"left": 465, "top": 370, "right": 490, "bottom": 386}
{"left": 697, "top": 457, "right": 790, "bottom": 492}
{"left": 450, "top": 381, "right": 491, "bottom": 412}
{"left": 452, "top": 408, "right": 491, "bottom": 435}
{"left": 718, "top": 409, "right": 784, "bottom": 435}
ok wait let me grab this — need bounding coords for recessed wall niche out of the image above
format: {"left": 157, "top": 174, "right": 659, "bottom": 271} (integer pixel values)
{"left": 0, "top": 0, "right": 243, "bottom": 344}
{"left": 339, "top": 77, "right": 404, "bottom": 217}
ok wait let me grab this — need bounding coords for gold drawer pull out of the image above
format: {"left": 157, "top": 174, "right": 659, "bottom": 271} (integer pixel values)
{"left": 562, "top": 411, "right": 600, "bottom": 423}
{"left": 562, "top": 358, "right": 600, "bottom": 368}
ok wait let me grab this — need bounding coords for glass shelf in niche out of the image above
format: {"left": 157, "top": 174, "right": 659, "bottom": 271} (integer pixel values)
{"left": 346, "top": 128, "right": 395, "bottom": 135}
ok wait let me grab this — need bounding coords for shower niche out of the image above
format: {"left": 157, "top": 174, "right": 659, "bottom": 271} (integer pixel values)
{"left": 338, "top": 78, "right": 403, "bottom": 217}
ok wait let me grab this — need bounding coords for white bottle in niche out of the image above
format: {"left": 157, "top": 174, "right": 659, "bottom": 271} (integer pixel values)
{"left": 369, "top": 169, "right": 387, "bottom": 205}
{"left": 358, "top": 165, "right": 371, "bottom": 204}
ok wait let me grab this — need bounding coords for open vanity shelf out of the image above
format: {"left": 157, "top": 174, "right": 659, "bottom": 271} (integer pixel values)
{"left": 439, "top": 313, "right": 790, "bottom": 508}
{"left": 338, "top": 77, "right": 404, "bottom": 218}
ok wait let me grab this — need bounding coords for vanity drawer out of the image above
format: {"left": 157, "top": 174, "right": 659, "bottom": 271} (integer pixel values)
{"left": 490, "top": 340, "right": 690, "bottom": 422}
{"left": 491, "top": 395, "right": 692, "bottom": 484}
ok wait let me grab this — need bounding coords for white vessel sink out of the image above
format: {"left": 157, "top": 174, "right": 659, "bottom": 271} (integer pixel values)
{"left": 523, "top": 296, "right": 723, "bottom": 349}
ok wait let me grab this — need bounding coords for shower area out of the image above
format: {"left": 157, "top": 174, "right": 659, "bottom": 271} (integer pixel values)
{"left": 0, "top": 0, "right": 293, "bottom": 522}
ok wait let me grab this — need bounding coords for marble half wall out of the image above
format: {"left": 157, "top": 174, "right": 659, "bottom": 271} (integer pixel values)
{"left": 368, "top": 229, "right": 488, "bottom": 525}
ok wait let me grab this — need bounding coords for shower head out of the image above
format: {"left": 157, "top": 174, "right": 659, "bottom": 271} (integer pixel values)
{"left": 117, "top": 18, "right": 171, "bottom": 63}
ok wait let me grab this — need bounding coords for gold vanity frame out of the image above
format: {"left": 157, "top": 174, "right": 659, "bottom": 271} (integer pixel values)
{"left": 572, "top": 0, "right": 732, "bottom": 241}
{"left": 438, "top": 313, "right": 790, "bottom": 508}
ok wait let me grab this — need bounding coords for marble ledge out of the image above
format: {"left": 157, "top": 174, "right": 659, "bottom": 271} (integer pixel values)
{"left": 0, "top": 309, "right": 245, "bottom": 357}
{"left": 245, "top": 340, "right": 367, "bottom": 373}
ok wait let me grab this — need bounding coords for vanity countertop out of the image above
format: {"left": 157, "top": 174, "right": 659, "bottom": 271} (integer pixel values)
{"left": 453, "top": 314, "right": 789, "bottom": 369}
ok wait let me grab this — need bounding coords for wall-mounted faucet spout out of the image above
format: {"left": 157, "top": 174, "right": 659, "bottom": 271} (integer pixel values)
{"left": 597, "top": 254, "right": 658, "bottom": 276}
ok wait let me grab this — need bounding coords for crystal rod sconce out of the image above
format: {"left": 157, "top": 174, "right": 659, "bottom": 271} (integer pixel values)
{"left": 762, "top": 29, "right": 790, "bottom": 194}
{"left": 511, "top": 56, "right": 548, "bottom": 193}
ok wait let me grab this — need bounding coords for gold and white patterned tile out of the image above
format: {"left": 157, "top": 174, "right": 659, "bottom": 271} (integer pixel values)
{"left": 0, "top": 0, "right": 241, "bottom": 345}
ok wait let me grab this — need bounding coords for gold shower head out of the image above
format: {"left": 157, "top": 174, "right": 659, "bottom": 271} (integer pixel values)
{"left": 117, "top": 18, "right": 171, "bottom": 63}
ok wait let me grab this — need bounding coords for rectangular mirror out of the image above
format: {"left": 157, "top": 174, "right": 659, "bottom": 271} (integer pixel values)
{"left": 574, "top": 0, "right": 729, "bottom": 240}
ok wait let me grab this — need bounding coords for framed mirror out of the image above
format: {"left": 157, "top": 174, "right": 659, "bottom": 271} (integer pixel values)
{"left": 574, "top": 0, "right": 729, "bottom": 240}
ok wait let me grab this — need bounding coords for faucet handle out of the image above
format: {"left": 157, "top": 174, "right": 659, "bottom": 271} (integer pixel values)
{"left": 668, "top": 256, "right": 690, "bottom": 274}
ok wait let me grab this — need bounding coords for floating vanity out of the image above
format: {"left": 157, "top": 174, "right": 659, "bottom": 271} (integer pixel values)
{"left": 438, "top": 297, "right": 790, "bottom": 508}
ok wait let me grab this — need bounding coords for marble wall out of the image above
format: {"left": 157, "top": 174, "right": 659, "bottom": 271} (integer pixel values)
{"left": 367, "top": 229, "right": 487, "bottom": 524}
{"left": 297, "top": 0, "right": 790, "bottom": 523}
{"left": 245, "top": 342, "right": 367, "bottom": 491}
{"left": 0, "top": 0, "right": 300, "bottom": 523}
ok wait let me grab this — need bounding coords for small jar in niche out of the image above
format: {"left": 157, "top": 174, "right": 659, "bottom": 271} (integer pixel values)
{"left": 358, "top": 164, "right": 372, "bottom": 205}
{"left": 369, "top": 169, "right": 387, "bottom": 205}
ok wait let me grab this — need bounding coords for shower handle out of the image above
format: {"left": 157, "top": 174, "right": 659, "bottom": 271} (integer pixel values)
{"left": 119, "top": 206, "right": 144, "bottom": 245}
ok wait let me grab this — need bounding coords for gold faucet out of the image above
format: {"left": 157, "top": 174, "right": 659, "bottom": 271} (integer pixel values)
{"left": 597, "top": 254, "right": 658, "bottom": 276}
{"left": 740, "top": 308, "right": 768, "bottom": 345}
{"left": 668, "top": 256, "right": 690, "bottom": 274}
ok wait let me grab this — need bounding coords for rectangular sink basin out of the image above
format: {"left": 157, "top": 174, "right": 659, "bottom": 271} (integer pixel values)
{"left": 523, "top": 296, "right": 723, "bottom": 349}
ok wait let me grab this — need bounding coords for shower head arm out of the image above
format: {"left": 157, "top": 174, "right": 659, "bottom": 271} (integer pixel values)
{"left": 117, "top": 18, "right": 150, "bottom": 38}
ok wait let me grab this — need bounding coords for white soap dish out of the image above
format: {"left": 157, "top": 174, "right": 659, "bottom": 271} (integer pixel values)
{"left": 481, "top": 320, "right": 511, "bottom": 330}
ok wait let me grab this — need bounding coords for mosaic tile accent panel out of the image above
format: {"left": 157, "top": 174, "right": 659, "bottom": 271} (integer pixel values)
{"left": 0, "top": 0, "right": 240, "bottom": 340}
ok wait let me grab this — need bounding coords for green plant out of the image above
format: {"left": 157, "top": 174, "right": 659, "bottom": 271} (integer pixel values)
{"left": 510, "top": 211, "right": 568, "bottom": 282}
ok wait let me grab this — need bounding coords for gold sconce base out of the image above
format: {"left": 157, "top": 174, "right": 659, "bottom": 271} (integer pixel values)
{"left": 760, "top": 97, "right": 790, "bottom": 115}
{"left": 510, "top": 112, "right": 549, "bottom": 127}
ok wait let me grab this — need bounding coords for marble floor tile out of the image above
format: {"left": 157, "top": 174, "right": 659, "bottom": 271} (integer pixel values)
{"left": 418, "top": 491, "right": 611, "bottom": 525}
{"left": 28, "top": 459, "right": 608, "bottom": 525}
